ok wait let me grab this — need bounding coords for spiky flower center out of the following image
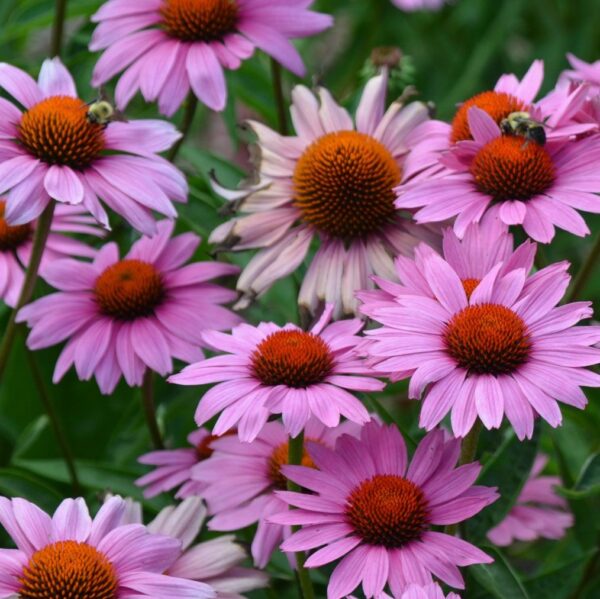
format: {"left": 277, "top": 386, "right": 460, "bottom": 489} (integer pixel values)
{"left": 268, "top": 440, "right": 317, "bottom": 490}
{"left": 293, "top": 131, "right": 401, "bottom": 240}
{"left": 195, "top": 430, "right": 236, "bottom": 460}
{"left": 18, "top": 96, "right": 105, "bottom": 169}
{"left": 471, "top": 136, "right": 555, "bottom": 201}
{"left": 19, "top": 540, "right": 117, "bottom": 599}
{"left": 462, "top": 278, "right": 480, "bottom": 299}
{"left": 94, "top": 259, "right": 165, "bottom": 320}
{"left": 450, "top": 90, "right": 526, "bottom": 143}
{"left": 444, "top": 303, "right": 531, "bottom": 375}
{"left": 161, "top": 0, "right": 239, "bottom": 42}
{"left": 251, "top": 330, "right": 334, "bottom": 388}
{"left": 346, "top": 475, "right": 429, "bottom": 548}
{"left": 0, "top": 200, "right": 32, "bottom": 251}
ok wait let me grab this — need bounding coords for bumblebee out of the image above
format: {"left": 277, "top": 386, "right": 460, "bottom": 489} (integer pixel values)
{"left": 500, "top": 111, "right": 547, "bottom": 146}
{"left": 86, "top": 89, "right": 127, "bottom": 126}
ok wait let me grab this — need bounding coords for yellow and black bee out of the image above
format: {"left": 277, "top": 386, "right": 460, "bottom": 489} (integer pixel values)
{"left": 500, "top": 111, "right": 547, "bottom": 146}
{"left": 86, "top": 89, "right": 127, "bottom": 126}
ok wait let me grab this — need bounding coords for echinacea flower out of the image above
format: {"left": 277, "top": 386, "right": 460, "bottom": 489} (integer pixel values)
{"left": 0, "top": 495, "right": 214, "bottom": 598}
{"left": 561, "top": 53, "right": 600, "bottom": 95}
{"left": 18, "top": 220, "right": 241, "bottom": 394}
{"left": 0, "top": 202, "right": 103, "bottom": 307}
{"left": 208, "top": 71, "right": 439, "bottom": 317}
{"left": 391, "top": 0, "right": 449, "bottom": 11}
{"left": 398, "top": 107, "right": 600, "bottom": 242}
{"left": 351, "top": 582, "right": 460, "bottom": 599}
{"left": 272, "top": 422, "right": 496, "bottom": 598}
{"left": 403, "top": 59, "right": 595, "bottom": 182}
{"left": 90, "top": 0, "right": 333, "bottom": 114}
{"left": 487, "top": 454, "right": 573, "bottom": 546}
{"left": 360, "top": 246, "right": 600, "bottom": 439}
{"left": 169, "top": 304, "right": 383, "bottom": 441}
{"left": 136, "top": 427, "right": 225, "bottom": 499}
{"left": 123, "top": 496, "right": 269, "bottom": 597}
{"left": 0, "top": 57, "right": 186, "bottom": 234}
{"left": 193, "top": 419, "right": 362, "bottom": 568}
{"left": 358, "top": 218, "right": 535, "bottom": 312}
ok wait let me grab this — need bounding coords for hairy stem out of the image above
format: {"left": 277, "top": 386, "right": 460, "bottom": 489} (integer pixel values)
{"left": 168, "top": 92, "right": 199, "bottom": 162}
{"left": 271, "top": 59, "right": 289, "bottom": 135}
{"left": 444, "top": 420, "right": 483, "bottom": 536}
{"left": 0, "top": 202, "right": 55, "bottom": 381}
{"left": 51, "top": 0, "right": 69, "bottom": 57}
{"left": 26, "top": 348, "right": 81, "bottom": 496}
{"left": 141, "top": 370, "right": 164, "bottom": 449}
{"left": 566, "top": 233, "right": 600, "bottom": 302}
{"left": 287, "top": 432, "right": 315, "bottom": 599}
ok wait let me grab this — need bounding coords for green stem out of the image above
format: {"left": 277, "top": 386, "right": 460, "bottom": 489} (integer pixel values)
{"left": 141, "top": 370, "right": 164, "bottom": 449}
{"left": 566, "top": 233, "right": 600, "bottom": 302}
{"left": 571, "top": 545, "right": 600, "bottom": 599}
{"left": 287, "top": 432, "right": 315, "bottom": 599}
{"left": 0, "top": 202, "right": 55, "bottom": 382}
{"left": 51, "top": 0, "right": 68, "bottom": 57}
{"left": 270, "top": 59, "right": 288, "bottom": 135}
{"left": 168, "top": 92, "right": 199, "bottom": 162}
{"left": 444, "top": 420, "right": 482, "bottom": 536}
{"left": 26, "top": 347, "right": 81, "bottom": 496}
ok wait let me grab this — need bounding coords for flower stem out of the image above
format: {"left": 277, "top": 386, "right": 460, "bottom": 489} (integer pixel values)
{"left": 141, "top": 370, "right": 164, "bottom": 449}
{"left": 287, "top": 432, "right": 315, "bottom": 599}
{"left": 0, "top": 202, "right": 55, "bottom": 382}
{"left": 270, "top": 59, "right": 289, "bottom": 135}
{"left": 168, "top": 92, "right": 199, "bottom": 162}
{"left": 51, "top": 0, "right": 69, "bottom": 57}
{"left": 566, "top": 233, "right": 600, "bottom": 302}
{"left": 26, "top": 347, "right": 81, "bottom": 496}
{"left": 444, "top": 420, "right": 482, "bottom": 536}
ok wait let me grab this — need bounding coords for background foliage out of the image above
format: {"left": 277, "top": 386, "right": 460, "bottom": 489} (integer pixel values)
{"left": 0, "top": 0, "right": 599, "bottom": 597}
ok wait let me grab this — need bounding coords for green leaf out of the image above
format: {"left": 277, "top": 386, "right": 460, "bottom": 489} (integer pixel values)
{"left": 470, "top": 546, "right": 530, "bottom": 599}
{"left": 557, "top": 453, "right": 600, "bottom": 499}
{"left": 0, "top": 467, "right": 63, "bottom": 513}
{"left": 524, "top": 551, "right": 595, "bottom": 599}
{"left": 464, "top": 426, "right": 540, "bottom": 542}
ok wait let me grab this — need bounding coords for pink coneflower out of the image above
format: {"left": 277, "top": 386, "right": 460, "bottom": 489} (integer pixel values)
{"left": 90, "top": 0, "right": 333, "bottom": 114}
{"left": 360, "top": 246, "right": 600, "bottom": 439}
{"left": 0, "top": 57, "right": 186, "bottom": 235}
{"left": 208, "top": 72, "right": 439, "bottom": 317}
{"left": 124, "top": 496, "right": 269, "bottom": 597}
{"left": 487, "top": 454, "right": 573, "bottom": 546}
{"left": 18, "top": 220, "right": 241, "bottom": 394}
{"left": 0, "top": 203, "right": 103, "bottom": 307}
{"left": 403, "top": 59, "right": 594, "bottom": 182}
{"left": 272, "top": 422, "right": 496, "bottom": 598}
{"left": 193, "top": 419, "right": 362, "bottom": 568}
{"left": 169, "top": 304, "right": 383, "bottom": 441}
{"left": 358, "top": 218, "right": 536, "bottom": 312}
{"left": 561, "top": 53, "right": 600, "bottom": 95}
{"left": 352, "top": 583, "right": 460, "bottom": 599}
{"left": 398, "top": 107, "right": 600, "bottom": 242}
{"left": 136, "top": 427, "right": 227, "bottom": 499}
{"left": 0, "top": 495, "right": 214, "bottom": 598}
{"left": 391, "top": 0, "right": 449, "bottom": 11}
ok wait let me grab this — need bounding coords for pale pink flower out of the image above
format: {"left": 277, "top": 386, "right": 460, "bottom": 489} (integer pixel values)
{"left": 124, "top": 497, "right": 269, "bottom": 598}
{"left": 193, "top": 419, "right": 362, "bottom": 568}
{"left": 360, "top": 243, "right": 600, "bottom": 439}
{"left": 169, "top": 304, "right": 383, "bottom": 442}
{"left": 404, "top": 60, "right": 595, "bottom": 182}
{"left": 398, "top": 107, "right": 600, "bottom": 242}
{"left": 18, "top": 220, "right": 241, "bottom": 394}
{"left": 136, "top": 427, "right": 223, "bottom": 499}
{"left": 0, "top": 57, "right": 186, "bottom": 235}
{"left": 0, "top": 495, "right": 214, "bottom": 598}
{"left": 209, "top": 72, "right": 439, "bottom": 317}
{"left": 487, "top": 454, "right": 573, "bottom": 546}
{"left": 273, "top": 422, "right": 496, "bottom": 598}
{"left": 90, "top": 0, "right": 333, "bottom": 113}
{"left": 0, "top": 203, "right": 103, "bottom": 307}
{"left": 351, "top": 583, "right": 461, "bottom": 599}
{"left": 392, "top": 0, "right": 449, "bottom": 11}
{"left": 561, "top": 53, "right": 600, "bottom": 95}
